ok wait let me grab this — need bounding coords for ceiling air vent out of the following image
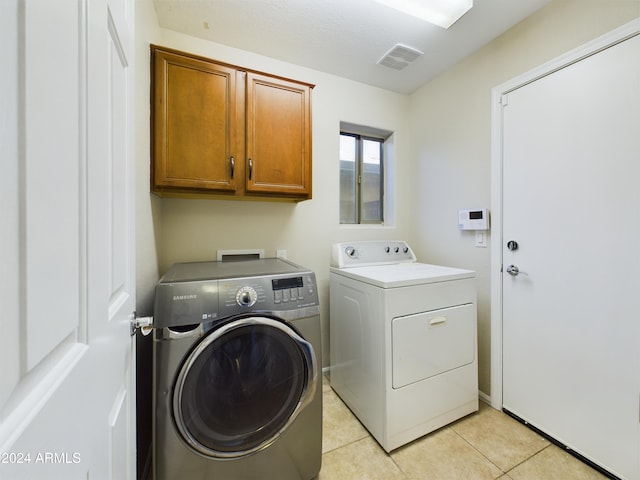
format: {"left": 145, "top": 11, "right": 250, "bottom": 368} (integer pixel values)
{"left": 377, "top": 43, "right": 424, "bottom": 71}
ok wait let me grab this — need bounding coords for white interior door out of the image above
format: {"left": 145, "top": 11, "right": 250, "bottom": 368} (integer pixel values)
{"left": 501, "top": 32, "right": 640, "bottom": 479}
{"left": 0, "top": 0, "right": 136, "bottom": 478}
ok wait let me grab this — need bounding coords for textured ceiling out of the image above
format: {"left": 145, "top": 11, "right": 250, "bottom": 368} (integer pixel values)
{"left": 153, "top": 0, "right": 551, "bottom": 94}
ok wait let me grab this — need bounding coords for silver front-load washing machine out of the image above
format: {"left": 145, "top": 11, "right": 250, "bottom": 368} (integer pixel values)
{"left": 152, "top": 258, "right": 322, "bottom": 480}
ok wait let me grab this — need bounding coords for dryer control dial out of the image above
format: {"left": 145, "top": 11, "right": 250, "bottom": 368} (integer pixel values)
{"left": 236, "top": 286, "right": 258, "bottom": 307}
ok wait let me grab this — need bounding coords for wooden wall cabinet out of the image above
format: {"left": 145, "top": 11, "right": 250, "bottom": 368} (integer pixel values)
{"left": 151, "top": 46, "right": 313, "bottom": 201}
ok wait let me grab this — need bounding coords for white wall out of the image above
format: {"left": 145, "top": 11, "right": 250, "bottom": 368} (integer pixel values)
{"left": 135, "top": 0, "right": 639, "bottom": 383}
{"left": 135, "top": 0, "right": 162, "bottom": 316}
{"left": 135, "top": 2, "right": 163, "bottom": 475}
{"left": 409, "top": 0, "right": 640, "bottom": 396}
{"left": 135, "top": 25, "right": 413, "bottom": 365}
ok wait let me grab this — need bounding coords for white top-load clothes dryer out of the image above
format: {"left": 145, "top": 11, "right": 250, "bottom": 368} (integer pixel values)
{"left": 329, "top": 240, "right": 478, "bottom": 452}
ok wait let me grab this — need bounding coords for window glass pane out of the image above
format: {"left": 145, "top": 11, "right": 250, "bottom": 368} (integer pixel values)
{"left": 361, "top": 139, "right": 382, "bottom": 223}
{"left": 339, "top": 134, "right": 357, "bottom": 224}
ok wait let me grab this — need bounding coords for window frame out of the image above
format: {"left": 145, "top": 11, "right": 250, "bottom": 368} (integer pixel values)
{"left": 339, "top": 131, "right": 385, "bottom": 225}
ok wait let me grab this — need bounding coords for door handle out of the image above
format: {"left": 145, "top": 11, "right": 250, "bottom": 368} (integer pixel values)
{"left": 230, "top": 156, "right": 235, "bottom": 179}
{"left": 248, "top": 158, "right": 253, "bottom": 180}
{"left": 506, "top": 264, "right": 528, "bottom": 276}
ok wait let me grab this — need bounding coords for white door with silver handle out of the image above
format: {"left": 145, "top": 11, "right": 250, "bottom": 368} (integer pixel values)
{"left": 500, "top": 31, "right": 640, "bottom": 480}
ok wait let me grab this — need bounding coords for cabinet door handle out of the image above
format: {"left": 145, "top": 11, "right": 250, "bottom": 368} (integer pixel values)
{"left": 230, "top": 156, "right": 235, "bottom": 179}
{"left": 248, "top": 158, "right": 253, "bottom": 180}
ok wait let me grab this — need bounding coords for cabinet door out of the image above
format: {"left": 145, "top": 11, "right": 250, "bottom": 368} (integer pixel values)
{"left": 152, "top": 48, "right": 241, "bottom": 194}
{"left": 246, "top": 73, "right": 312, "bottom": 198}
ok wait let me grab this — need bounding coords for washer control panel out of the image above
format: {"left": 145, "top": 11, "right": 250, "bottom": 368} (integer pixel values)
{"left": 331, "top": 240, "right": 416, "bottom": 268}
{"left": 154, "top": 259, "right": 319, "bottom": 328}
{"left": 219, "top": 273, "right": 318, "bottom": 316}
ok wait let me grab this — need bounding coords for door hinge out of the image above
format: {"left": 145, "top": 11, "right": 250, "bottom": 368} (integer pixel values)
{"left": 501, "top": 93, "right": 509, "bottom": 106}
{"left": 130, "top": 311, "right": 153, "bottom": 336}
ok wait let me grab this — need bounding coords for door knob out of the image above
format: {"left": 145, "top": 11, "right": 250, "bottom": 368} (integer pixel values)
{"left": 506, "top": 264, "right": 528, "bottom": 276}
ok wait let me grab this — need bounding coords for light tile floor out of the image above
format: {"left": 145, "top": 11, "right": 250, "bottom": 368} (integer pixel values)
{"left": 319, "top": 376, "right": 608, "bottom": 480}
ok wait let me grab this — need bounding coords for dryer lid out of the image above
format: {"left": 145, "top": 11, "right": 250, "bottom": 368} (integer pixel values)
{"left": 331, "top": 262, "right": 475, "bottom": 288}
{"left": 330, "top": 240, "right": 474, "bottom": 287}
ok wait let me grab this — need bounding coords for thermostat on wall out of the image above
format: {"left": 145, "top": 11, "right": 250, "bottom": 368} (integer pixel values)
{"left": 458, "top": 208, "right": 489, "bottom": 230}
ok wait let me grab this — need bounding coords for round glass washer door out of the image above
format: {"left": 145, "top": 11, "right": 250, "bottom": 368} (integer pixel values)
{"left": 173, "top": 316, "right": 317, "bottom": 458}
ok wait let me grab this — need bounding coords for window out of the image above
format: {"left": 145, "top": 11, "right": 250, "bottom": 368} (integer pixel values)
{"left": 340, "top": 132, "right": 384, "bottom": 224}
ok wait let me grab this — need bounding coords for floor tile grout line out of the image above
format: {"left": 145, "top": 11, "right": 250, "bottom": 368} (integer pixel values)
{"left": 321, "top": 428, "right": 413, "bottom": 478}
{"left": 321, "top": 436, "right": 365, "bottom": 456}
{"left": 321, "top": 387, "right": 609, "bottom": 480}
{"left": 388, "top": 454, "right": 412, "bottom": 480}
{"left": 323, "top": 381, "right": 555, "bottom": 479}
{"left": 503, "top": 443, "right": 550, "bottom": 474}
{"left": 320, "top": 394, "right": 412, "bottom": 480}
{"left": 449, "top": 418, "right": 555, "bottom": 478}
{"left": 448, "top": 426, "right": 508, "bottom": 477}
{"left": 324, "top": 385, "right": 505, "bottom": 479}
{"left": 386, "top": 436, "right": 434, "bottom": 480}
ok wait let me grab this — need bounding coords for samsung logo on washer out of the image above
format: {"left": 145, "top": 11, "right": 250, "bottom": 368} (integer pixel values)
{"left": 173, "top": 294, "right": 197, "bottom": 301}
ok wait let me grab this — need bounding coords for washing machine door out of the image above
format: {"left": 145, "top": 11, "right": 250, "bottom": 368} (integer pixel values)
{"left": 173, "top": 316, "right": 318, "bottom": 458}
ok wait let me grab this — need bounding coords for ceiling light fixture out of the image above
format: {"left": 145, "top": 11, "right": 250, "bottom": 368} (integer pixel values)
{"left": 373, "top": 0, "right": 473, "bottom": 29}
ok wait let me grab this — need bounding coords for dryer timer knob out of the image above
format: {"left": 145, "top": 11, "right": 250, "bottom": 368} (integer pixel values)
{"left": 236, "top": 286, "right": 257, "bottom": 307}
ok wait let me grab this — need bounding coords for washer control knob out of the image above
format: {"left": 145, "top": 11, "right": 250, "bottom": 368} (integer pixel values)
{"left": 385, "top": 246, "right": 390, "bottom": 253}
{"left": 345, "top": 246, "right": 357, "bottom": 258}
{"left": 236, "top": 286, "right": 257, "bottom": 307}
{"left": 403, "top": 246, "right": 409, "bottom": 253}
{"left": 394, "top": 246, "right": 400, "bottom": 253}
